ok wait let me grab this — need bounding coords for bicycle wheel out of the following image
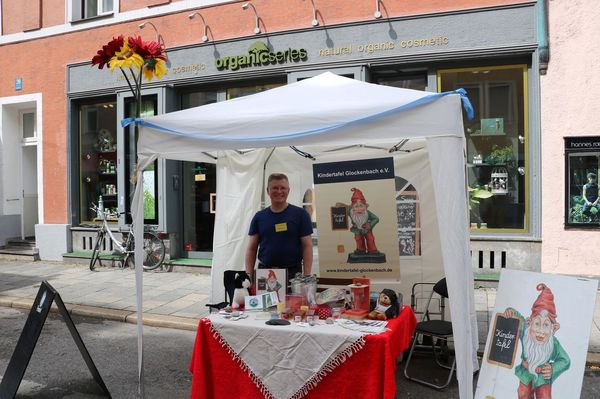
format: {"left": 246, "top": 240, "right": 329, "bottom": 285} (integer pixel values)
{"left": 89, "top": 231, "right": 104, "bottom": 271}
{"left": 142, "top": 232, "right": 166, "bottom": 271}
{"left": 126, "top": 232, "right": 166, "bottom": 271}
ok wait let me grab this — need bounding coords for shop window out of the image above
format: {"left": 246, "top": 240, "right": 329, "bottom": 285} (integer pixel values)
{"left": 565, "top": 137, "right": 600, "bottom": 226}
{"left": 374, "top": 72, "right": 427, "bottom": 91}
{"left": 396, "top": 177, "right": 421, "bottom": 257}
{"left": 226, "top": 83, "right": 283, "bottom": 100}
{"left": 439, "top": 65, "right": 528, "bottom": 232}
{"left": 181, "top": 91, "right": 217, "bottom": 109}
{"left": 79, "top": 101, "right": 117, "bottom": 223}
{"left": 124, "top": 96, "right": 158, "bottom": 224}
{"left": 70, "top": 0, "right": 115, "bottom": 21}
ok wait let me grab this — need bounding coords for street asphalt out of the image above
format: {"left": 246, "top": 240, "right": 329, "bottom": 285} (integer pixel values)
{"left": 1, "top": 258, "right": 599, "bottom": 365}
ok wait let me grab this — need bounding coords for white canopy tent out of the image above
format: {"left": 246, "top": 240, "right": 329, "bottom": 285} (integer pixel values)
{"left": 129, "top": 72, "right": 478, "bottom": 398}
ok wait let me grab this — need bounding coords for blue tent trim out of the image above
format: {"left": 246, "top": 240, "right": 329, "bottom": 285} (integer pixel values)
{"left": 121, "top": 88, "right": 473, "bottom": 142}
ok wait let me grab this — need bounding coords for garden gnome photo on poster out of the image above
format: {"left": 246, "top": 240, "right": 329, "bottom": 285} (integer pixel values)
{"left": 313, "top": 157, "right": 400, "bottom": 279}
{"left": 475, "top": 269, "right": 598, "bottom": 399}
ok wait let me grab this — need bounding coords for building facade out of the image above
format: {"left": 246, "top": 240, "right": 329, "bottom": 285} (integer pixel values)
{"left": 540, "top": 0, "right": 600, "bottom": 276}
{"left": 0, "top": 0, "right": 563, "bottom": 275}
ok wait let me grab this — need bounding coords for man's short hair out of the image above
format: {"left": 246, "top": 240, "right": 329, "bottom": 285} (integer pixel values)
{"left": 268, "top": 173, "right": 289, "bottom": 185}
{"left": 588, "top": 172, "right": 597, "bottom": 180}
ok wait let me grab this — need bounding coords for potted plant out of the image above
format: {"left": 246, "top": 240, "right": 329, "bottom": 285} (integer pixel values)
{"left": 484, "top": 144, "right": 515, "bottom": 165}
{"left": 469, "top": 185, "right": 493, "bottom": 227}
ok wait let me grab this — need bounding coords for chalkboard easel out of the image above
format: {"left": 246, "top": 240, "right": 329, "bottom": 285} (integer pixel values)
{"left": 0, "top": 281, "right": 111, "bottom": 399}
{"left": 486, "top": 313, "right": 522, "bottom": 369}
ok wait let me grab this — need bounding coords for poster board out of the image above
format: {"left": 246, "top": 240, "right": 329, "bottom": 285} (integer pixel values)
{"left": 475, "top": 269, "right": 598, "bottom": 399}
{"left": 486, "top": 313, "right": 521, "bottom": 368}
{"left": 313, "top": 157, "right": 401, "bottom": 279}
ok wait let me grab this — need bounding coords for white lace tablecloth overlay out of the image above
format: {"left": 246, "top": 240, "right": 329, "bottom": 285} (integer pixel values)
{"left": 207, "top": 314, "right": 367, "bottom": 399}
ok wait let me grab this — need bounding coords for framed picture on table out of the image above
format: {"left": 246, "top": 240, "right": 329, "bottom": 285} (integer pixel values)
{"left": 255, "top": 268, "right": 286, "bottom": 306}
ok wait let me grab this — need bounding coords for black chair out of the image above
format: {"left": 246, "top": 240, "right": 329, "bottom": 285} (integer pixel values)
{"left": 205, "top": 270, "right": 240, "bottom": 312}
{"left": 403, "top": 278, "right": 456, "bottom": 389}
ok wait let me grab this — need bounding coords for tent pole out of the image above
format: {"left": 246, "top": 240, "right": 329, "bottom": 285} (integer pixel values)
{"left": 260, "top": 148, "right": 276, "bottom": 209}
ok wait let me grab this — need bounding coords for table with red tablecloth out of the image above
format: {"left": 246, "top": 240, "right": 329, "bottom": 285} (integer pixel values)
{"left": 189, "top": 306, "right": 416, "bottom": 399}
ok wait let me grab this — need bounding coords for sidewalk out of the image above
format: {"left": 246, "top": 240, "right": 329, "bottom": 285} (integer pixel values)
{"left": 0, "top": 258, "right": 212, "bottom": 331}
{"left": 1, "top": 258, "right": 599, "bottom": 364}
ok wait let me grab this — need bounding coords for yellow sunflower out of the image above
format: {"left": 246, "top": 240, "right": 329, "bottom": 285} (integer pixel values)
{"left": 108, "top": 41, "right": 144, "bottom": 71}
{"left": 142, "top": 58, "right": 167, "bottom": 81}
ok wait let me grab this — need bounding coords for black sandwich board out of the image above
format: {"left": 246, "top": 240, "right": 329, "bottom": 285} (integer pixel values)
{"left": 0, "top": 281, "right": 111, "bottom": 399}
{"left": 486, "top": 313, "right": 522, "bottom": 369}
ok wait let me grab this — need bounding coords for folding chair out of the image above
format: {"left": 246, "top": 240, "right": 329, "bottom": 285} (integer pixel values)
{"left": 403, "top": 278, "right": 456, "bottom": 389}
{"left": 205, "top": 270, "right": 240, "bottom": 312}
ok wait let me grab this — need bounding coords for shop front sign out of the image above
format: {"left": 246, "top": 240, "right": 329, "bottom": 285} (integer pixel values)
{"left": 215, "top": 41, "right": 308, "bottom": 71}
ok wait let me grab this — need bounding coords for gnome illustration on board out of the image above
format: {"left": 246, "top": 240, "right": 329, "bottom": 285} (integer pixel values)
{"left": 503, "top": 283, "right": 570, "bottom": 399}
{"left": 347, "top": 187, "right": 386, "bottom": 264}
{"left": 266, "top": 269, "right": 282, "bottom": 301}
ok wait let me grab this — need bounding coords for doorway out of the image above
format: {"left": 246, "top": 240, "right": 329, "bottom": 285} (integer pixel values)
{"left": 181, "top": 162, "right": 216, "bottom": 257}
{"left": 20, "top": 111, "right": 38, "bottom": 239}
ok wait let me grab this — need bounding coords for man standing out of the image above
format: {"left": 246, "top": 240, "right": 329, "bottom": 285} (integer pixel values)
{"left": 245, "top": 173, "right": 313, "bottom": 291}
{"left": 504, "top": 283, "right": 570, "bottom": 399}
{"left": 582, "top": 172, "right": 599, "bottom": 220}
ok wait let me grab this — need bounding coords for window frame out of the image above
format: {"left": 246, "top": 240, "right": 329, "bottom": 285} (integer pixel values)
{"left": 437, "top": 64, "right": 529, "bottom": 233}
{"left": 564, "top": 136, "right": 600, "bottom": 228}
{"left": 20, "top": 110, "right": 37, "bottom": 144}
{"left": 69, "top": 0, "right": 117, "bottom": 22}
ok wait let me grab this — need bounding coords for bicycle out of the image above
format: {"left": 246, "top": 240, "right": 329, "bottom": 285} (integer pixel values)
{"left": 87, "top": 204, "right": 166, "bottom": 272}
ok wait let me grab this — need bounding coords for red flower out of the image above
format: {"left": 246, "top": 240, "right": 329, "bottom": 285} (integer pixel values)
{"left": 128, "top": 35, "right": 166, "bottom": 61}
{"left": 91, "top": 35, "right": 125, "bottom": 69}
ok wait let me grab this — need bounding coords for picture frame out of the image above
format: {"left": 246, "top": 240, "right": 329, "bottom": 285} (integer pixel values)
{"left": 255, "top": 268, "right": 287, "bottom": 306}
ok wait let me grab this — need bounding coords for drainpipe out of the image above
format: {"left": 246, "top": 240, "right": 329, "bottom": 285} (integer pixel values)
{"left": 538, "top": 0, "right": 550, "bottom": 75}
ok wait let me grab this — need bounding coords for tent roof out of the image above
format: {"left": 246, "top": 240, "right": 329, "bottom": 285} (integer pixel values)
{"left": 134, "top": 72, "right": 470, "bottom": 161}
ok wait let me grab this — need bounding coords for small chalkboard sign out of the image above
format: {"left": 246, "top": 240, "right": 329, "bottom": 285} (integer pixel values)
{"left": 396, "top": 201, "right": 417, "bottom": 229}
{"left": 398, "top": 230, "right": 419, "bottom": 256}
{"left": 330, "top": 205, "right": 348, "bottom": 230}
{"left": 486, "top": 313, "right": 522, "bottom": 368}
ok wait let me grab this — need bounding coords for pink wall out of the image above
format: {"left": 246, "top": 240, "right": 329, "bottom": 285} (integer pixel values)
{"left": 541, "top": 0, "right": 600, "bottom": 275}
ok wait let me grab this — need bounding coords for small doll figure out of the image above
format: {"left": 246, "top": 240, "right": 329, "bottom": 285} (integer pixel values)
{"left": 368, "top": 289, "right": 400, "bottom": 320}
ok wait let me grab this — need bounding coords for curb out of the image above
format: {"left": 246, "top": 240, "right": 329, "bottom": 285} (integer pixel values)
{"left": 0, "top": 295, "right": 201, "bottom": 332}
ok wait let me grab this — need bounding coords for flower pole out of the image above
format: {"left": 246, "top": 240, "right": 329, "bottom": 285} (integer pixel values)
{"left": 91, "top": 34, "right": 167, "bottom": 397}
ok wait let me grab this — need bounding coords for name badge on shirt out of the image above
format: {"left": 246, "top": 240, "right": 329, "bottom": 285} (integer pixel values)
{"left": 275, "top": 222, "right": 288, "bottom": 232}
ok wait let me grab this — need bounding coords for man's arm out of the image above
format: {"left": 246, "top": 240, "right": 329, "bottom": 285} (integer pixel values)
{"left": 245, "top": 234, "right": 259, "bottom": 278}
{"left": 300, "top": 235, "right": 313, "bottom": 275}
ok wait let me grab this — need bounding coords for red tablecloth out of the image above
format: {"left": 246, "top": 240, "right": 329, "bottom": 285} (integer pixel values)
{"left": 189, "top": 306, "right": 416, "bottom": 399}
